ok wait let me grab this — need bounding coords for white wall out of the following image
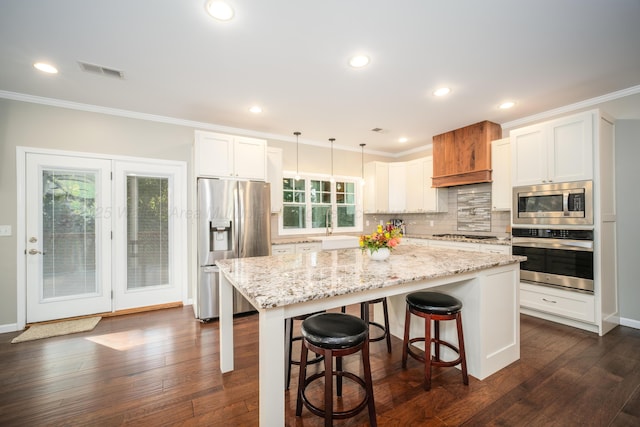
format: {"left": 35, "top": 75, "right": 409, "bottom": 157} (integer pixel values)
{"left": 0, "top": 98, "right": 384, "bottom": 329}
{"left": 615, "top": 120, "right": 640, "bottom": 326}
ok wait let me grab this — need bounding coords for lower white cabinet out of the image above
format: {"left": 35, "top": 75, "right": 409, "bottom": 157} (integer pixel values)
{"left": 428, "top": 240, "right": 480, "bottom": 252}
{"left": 520, "top": 282, "right": 595, "bottom": 323}
{"left": 271, "top": 242, "right": 322, "bottom": 255}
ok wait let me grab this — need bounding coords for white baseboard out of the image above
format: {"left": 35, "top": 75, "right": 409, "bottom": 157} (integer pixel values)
{"left": 619, "top": 317, "right": 640, "bottom": 330}
{"left": 0, "top": 323, "right": 20, "bottom": 334}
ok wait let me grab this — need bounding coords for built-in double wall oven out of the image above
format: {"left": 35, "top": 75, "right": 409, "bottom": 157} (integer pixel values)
{"left": 511, "top": 180, "right": 595, "bottom": 294}
{"left": 512, "top": 228, "right": 594, "bottom": 294}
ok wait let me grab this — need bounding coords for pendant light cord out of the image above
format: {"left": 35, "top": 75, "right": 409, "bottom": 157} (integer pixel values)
{"left": 360, "top": 143, "right": 366, "bottom": 180}
{"left": 329, "top": 138, "right": 335, "bottom": 180}
{"left": 294, "top": 131, "right": 301, "bottom": 179}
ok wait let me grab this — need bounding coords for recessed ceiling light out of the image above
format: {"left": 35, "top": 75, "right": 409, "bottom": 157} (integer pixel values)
{"left": 433, "top": 87, "right": 451, "bottom": 97}
{"left": 249, "top": 105, "right": 262, "bottom": 113}
{"left": 33, "top": 62, "right": 58, "bottom": 74}
{"left": 205, "top": 0, "right": 234, "bottom": 21}
{"left": 349, "top": 55, "right": 370, "bottom": 68}
{"left": 499, "top": 101, "right": 515, "bottom": 109}
{"left": 399, "top": 137, "right": 408, "bottom": 143}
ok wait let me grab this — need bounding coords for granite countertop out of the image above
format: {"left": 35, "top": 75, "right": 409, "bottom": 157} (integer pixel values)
{"left": 405, "top": 234, "right": 512, "bottom": 246}
{"left": 272, "top": 234, "right": 511, "bottom": 246}
{"left": 216, "top": 244, "right": 525, "bottom": 310}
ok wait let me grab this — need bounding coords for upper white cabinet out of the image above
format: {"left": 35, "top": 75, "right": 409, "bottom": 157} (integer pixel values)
{"left": 267, "top": 147, "right": 283, "bottom": 213}
{"left": 511, "top": 111, "right": 593, "bottom": 186}
{"left": 194, "top": 130, "right": 267, "bottom": 180}
{"left": 364, "top": 157, "right": 447, "bottom": 214}
{"left": 364, "top": 161, "right": 389, "bottom": 213}
{"left": 491, "top": 138, "right": 511, "bottom": 210}
{"left": 405, "top": 159, "right": 424, "bottom": 212}
{"left": 422, "top": 157, "right": 448, "bottom": 213}
{"left": 387, "top": 162, "right": 407, "bottom": 212}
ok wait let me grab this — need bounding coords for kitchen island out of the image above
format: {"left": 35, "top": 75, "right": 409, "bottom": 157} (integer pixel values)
{"left": 216, "top": 244, "right": 525, "bottom": 426}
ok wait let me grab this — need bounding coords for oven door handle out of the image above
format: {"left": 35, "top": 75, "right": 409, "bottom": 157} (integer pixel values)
{"left": 512, "top": 237, "right": 593, "bottom": 251}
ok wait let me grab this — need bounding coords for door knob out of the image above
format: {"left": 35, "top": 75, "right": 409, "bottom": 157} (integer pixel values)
{"left": 28, "top": 249, "right": 42, "bottom": 255}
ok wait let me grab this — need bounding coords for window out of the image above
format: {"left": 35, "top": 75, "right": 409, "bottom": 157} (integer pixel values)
{"left": 282, "top": 177, "right": 306, "bottom": 229}
{"left": 335, "top": 181, "right": 356, "bottom": 227}
{"left": 281, "top": 174, "right": 362, "bottom": 235}
{"left": 310, "top": 179, "right": 331, "bottom": 229}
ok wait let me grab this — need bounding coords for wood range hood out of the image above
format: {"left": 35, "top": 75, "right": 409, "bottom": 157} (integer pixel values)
{"left": 431, "top": 120, "right": 502, "bottom": 188}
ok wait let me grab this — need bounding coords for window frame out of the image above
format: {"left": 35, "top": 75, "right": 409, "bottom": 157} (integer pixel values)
{"left": 279, "top": 172, "right": 363, "bottom": 236}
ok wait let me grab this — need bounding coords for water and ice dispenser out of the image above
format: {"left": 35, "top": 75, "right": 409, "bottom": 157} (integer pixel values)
{"left": 209, "top": 219, "right": 232, "bottom": 253}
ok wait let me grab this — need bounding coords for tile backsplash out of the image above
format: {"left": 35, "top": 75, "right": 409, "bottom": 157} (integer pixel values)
{"left": 456, "top": 187, "right": 491, "bottom": 232}
{"left": 364, "top": 183, "right": 511, "bottom": 237}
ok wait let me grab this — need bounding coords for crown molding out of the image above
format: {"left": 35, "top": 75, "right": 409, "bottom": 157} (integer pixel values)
{"left": 0, "top": 90, "right": 402, "bottom": 158}
{"left": 502, "top": 84, "right": 640, "bottom": 130}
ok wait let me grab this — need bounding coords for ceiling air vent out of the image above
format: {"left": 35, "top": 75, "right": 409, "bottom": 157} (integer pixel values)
{"left": 78, "top": 61, "right": 125, "bottom": 79}
{"left": 371, "top": 127, "right": 387, "bottom": 134}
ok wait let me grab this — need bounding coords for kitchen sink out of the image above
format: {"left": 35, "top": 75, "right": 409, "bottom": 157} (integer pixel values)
{"left": 308, "top": 235, "right": 360, "bottom": 250}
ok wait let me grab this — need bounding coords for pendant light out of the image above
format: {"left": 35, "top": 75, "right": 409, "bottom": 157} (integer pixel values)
{"left": 294, "top": 131, "right": 301, "bottom": 180}
{"left": 329, "top": 138, "right": 335, "bottom": 183}
{"left": 360, "top": 143, "right": 366, "bottom": 186}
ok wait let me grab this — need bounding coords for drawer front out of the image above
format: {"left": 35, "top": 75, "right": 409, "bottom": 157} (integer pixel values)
{"left": 429, "top": 240, "right": 480, "bottom": 252}
{"left": 520, "top": 283, "right": 595, "bottom": 323}
{"left": 271, "top": 244, "right": 295, "bottom": 255}
{"left": 479, "top": 244, "right": 511, "bottom": 255}
{"left": 296, "top": 242, "right": 322, "bottom": 253}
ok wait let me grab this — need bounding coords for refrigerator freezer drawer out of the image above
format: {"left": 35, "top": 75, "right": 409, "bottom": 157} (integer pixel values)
{"left": 198, "top": 266, "right": 256, "bottom": 320}
{"left": 198, "top": 266, "right": 219, "bottom": 320}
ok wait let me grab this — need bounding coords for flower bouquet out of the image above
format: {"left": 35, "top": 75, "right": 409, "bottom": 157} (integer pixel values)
{"left": 359, "top": 223, "right": 402, "bottom": 259}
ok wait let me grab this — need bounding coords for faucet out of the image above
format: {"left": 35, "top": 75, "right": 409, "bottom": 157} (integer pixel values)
{"left": 325, "top": 210, "right": 333, "bottom": 235}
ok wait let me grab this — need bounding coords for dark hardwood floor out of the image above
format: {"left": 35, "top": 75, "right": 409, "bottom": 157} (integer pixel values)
{"left": 1, "top": 306, "right": 639, "bottom": 426}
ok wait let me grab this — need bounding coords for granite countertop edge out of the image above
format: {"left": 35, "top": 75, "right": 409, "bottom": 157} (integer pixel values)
{"left": 217, "top": 245, "right": 524, "bottom": 309}
{"left": 272, "top": 234, "right": 511, "bottom": 246}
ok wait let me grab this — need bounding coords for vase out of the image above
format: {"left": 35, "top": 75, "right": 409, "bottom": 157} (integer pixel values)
{"left": 367, "top": 247, "right": 390, "bottom": 261}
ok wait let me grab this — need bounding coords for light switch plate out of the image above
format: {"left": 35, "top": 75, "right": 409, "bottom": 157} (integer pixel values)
{"left": 0, "top": 225, "right": 11, "bottom": 236}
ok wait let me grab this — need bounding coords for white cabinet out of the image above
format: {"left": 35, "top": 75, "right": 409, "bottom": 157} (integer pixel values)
{"left": 365, "top": 157, "right": 447, "bottom": 214}
{"left": 271, "top": 242, "right": 321, "bottom": 255}
{"left": 422, "top": 156, "right": 448, "bottom": 213}
{"left": 267, "top": 147, "right": 283, "bottom": 213}
{"left": 364, "top": 162, "right": 389, "bottom": 213}
{"left": 388, "top": 162, "right": 407, "bottom": 212}
{"left": 405, "top": 159, "right": 424, "bottom": 212}
{"left": 511, "top": 111, "right": 593, "bottom": 186}
{"left": 520, "top": 282, "right": 595, "bottom": 323}
{"left": 295, "top": 242, "right": 322, "bottom": 253}
{"left": 271, "top": 244, "right": 296, "bottom": 255}
{"left": 428, "top": 240, "right": 480, "bottom": 252}
{"left": 479, "top": 244, "right": 511, "bottom": 255}
{"left": 491, "top": 138, "right": 511, "bottom": 211}
{"left": 194, "top": 130, "right": 267, "bottom": 180}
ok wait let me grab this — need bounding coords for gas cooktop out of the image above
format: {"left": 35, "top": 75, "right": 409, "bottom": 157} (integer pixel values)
{"left": 432, "top": 233, "right": 496, "bottom": 240}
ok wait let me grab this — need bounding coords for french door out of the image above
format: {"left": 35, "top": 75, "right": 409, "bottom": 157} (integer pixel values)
{"left": 24, "top": 151, "right": 187, "bottom": 323}
{"left": 26, "top": 153, "right": 112, "bottom": 323}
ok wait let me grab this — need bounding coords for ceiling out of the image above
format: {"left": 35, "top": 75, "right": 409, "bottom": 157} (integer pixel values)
{"left": 1, "top": 1, "right": 640, "bottom": 156}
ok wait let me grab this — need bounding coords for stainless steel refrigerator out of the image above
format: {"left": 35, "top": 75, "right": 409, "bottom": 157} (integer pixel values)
{"left": 197, "top": 178, "right": 271, "bottom": 320}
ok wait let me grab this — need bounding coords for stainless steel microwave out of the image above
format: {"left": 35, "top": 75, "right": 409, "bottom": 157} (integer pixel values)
{"left": 512, "top": 180, "right": 593, "bottom": 225}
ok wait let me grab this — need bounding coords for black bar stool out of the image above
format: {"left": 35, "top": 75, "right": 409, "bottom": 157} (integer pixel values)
{"left": 341, "top": 298, "right": 392, "bottom": 353}
{"left": 362, "top": 298, "right": 392, "bottom": 353}
{"left": 401, "top": 291, "right": 469, "bottom": 390}
{"left": 295, "top": 312, "right": 377, "bottom": 426}
{"left": 285, "top": 312, "right": 324, "bottom": 390}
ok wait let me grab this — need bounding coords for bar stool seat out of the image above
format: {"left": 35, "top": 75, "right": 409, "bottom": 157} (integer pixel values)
{"left": 296, "top": 312, "right": 377, "bottom": 426}
{"left": 402, "top": 291, "right": 469, "bottom": 391}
